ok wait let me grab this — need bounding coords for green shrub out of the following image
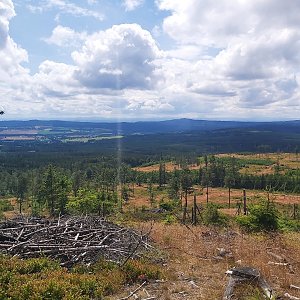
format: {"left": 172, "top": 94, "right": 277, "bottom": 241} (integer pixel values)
{"left": 41, "top": 281, "right": 65, "bottom": 300}
{"left": 0, "top": 199, "right": 14, "bottom": 216}
{"left": 159, "top": 201, "right": 174, "bottom": 211}
{"left": 237, "top": 200, "right": 278, "bottom": 232}
{"left": 15, "top": 257, "right": 60, "bottom": 275}
{"left": 278, "top": 218, "right": 300, "bottom": 232}
{"left": 163, "top": 214, "right": 177, "bottom": 225}
{"left": 203, "top": 203, "right": 228, "bottom": 226}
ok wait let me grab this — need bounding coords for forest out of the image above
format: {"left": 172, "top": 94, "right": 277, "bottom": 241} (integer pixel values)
{"left": 0, "top": 121, "right": 300, "bottom": 299}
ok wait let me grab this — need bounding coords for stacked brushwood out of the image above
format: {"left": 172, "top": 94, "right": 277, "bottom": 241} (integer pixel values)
{"left": 0, "top": 216, "right": 154, "bottom": 267}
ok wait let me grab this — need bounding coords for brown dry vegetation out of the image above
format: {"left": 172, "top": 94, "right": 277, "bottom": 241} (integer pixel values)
{"left": 127, "top": 185, "right": 300, "bottom": 211}
{"left": 111, "top": 223, "right": 300, "bottom": 299}
{"left": 133, "top": 162, "right": 200, "bottom": 173}
{"left": 114, "top": 172, "right": 300, "bottom": 299}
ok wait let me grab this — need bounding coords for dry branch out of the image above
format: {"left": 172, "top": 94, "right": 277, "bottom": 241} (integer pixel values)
{"left": 0, "top": 216, "right": 155, "bottom": 267}
{"left": 284, "top": 293, "right": 300, "bottom": 300}
{"left": 119, "top": 281, "right": 147, "bottom": 300}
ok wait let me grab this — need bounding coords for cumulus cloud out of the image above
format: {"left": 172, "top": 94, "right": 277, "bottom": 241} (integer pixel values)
{"left": 122, "top": 0, "right": 144, "bottom": 11}
{"left": 43, "top": 25, "right": 87, "bottom": 47}
{"left": 3, "top": 0, "right": 300, "bottom": 120}
{"left": 72, "top": 24, "right": 163, "bottom": 90}
{"left": 0, "top": 0, "right": 29, "bottom": 81}
{"left": 156, "top": 0, "right": 300, "bottom": 111}
{"left": 33, "top": 60, "right": 79, "bottom": 98}
{"left": 0, "top": 0, "right": 15, "bottom": 49}
{"left": 157, "top": 0, "right": 300, "bottom": 47}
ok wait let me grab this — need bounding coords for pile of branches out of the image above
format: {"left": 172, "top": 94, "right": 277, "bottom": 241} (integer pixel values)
{"left": 0, "top": 216, "right": 154, "bottom": 267}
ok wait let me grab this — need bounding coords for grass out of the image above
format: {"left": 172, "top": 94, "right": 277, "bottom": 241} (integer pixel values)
{"left": 139, "top": 222, "right": 300, "bottom": 299}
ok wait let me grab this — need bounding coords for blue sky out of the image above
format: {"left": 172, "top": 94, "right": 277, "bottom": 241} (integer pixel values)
{"left": 1, "top": 0, "right": 300, "bottom": 121}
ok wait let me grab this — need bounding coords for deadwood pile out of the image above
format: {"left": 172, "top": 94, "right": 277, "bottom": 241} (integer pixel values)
{"left": 0, "top": 216, "right": 154, "bottom": 267}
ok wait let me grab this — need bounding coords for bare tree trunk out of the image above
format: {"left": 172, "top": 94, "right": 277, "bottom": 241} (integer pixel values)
{"left": 206, "top": 185, "right": 209, "bottom": 204}
{"left": 243, "top": 189, "right": 247, "bottom": 215}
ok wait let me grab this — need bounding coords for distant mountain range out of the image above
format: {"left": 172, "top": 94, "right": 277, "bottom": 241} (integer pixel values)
{"left": 0, "top": 119, "right": 299, "bottom": 135}
{"left": 0, "top": 119, "right": 299, "bottom": 155}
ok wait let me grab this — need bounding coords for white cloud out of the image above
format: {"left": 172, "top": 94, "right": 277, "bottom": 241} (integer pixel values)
{"left": 156, "top": 0, "right": 300, "bottom": 112}
{"left": 28, "top": 0, "right": 104, "bottom": 20}
{"left": 0, "top": 0, "right": 15, "bottom": 49}
{"left": 43, "top": 25, "right": 87, "bottom": 47}
{"left": 0, "top": 0, "right": 29, "bottom": 83}
{"left": 2, "top": 0, "right": 300, "bottom": 120}
{"left": 72, "top": 24, "right": 163, "bottom": 90}
{"left": 33, "top": 60, "right": 79, "bottom": 98}
{"left": 122, "top": 0, "right": 144, "bottom": 11}
{"left": 157, "top": 0, "right": 300, "bottom": 47}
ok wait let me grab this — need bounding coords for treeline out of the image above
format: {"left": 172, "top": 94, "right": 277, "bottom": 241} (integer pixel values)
{"left": 0, "top": 153, "right": 299, "bottom": 217}
{"left": 136, "top": 155, "right": 300, "bottom": 194}
{"left": 0, "top": 156, "right": 136, "bottom": 216}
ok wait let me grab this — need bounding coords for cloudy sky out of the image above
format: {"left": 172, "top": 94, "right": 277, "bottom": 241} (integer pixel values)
{"left": 1, "top": 0, "right": 300, "bottom": 121}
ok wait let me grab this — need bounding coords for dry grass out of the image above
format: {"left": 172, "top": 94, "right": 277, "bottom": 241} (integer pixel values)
{"left": 127, "top": 185, "right": 300, "bottom": 212}
{"left": 111, "top": 223, "right": 300, "bottom": 299}
{"left": 133, "top": 162, "right": 200, "bottom": 173}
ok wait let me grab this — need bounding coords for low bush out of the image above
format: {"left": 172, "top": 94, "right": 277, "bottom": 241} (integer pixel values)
{"left": 237, "top": 200, "right": 278, "bottom": 232}
{"left": 203, "top": 203, "right": 228, "bottom": 226}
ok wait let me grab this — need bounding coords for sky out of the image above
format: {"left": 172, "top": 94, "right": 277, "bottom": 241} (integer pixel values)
{"left": 1, "top": 0, "right": 300, "bottom": 121}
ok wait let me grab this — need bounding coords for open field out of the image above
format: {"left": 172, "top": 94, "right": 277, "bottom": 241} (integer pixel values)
{"left": 0, "top": 136, "right": 37, "bottom": 141}
{"left": 133, "top": 162, "right": 200, "bottom": 172}
{"left": 62, "top": 135, "right": 123, "bottom": 143}
{"left": 0, "top": 129, "right": 38, "bottom": 135}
